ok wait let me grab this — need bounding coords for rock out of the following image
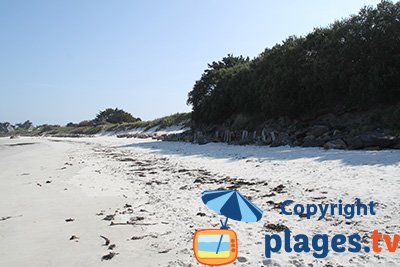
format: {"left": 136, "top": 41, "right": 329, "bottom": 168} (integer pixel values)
{"left": 260, "top": 130, "right": 274, "bottom": 145}
{"left": 252, "top": 130, "right": 257, "bottom": 141}
{"left": 197, "top": 136, "right": 209, "bottom": 145}
{"left": 223, "top": 130, "right": 232, "bottom": 143}
{"left": 294, "top": 130, "right": 307, "bottom": 140}
{"left": 270, "top": 131, "right": 276, "bottom": 142}
{"left": 323, "top": 139, "right": 347, "bottom": 149}
{"left": 238, "top": 130, "right": 251, "bottom": 145}
{"left": 241, "top": 130, "right": 248, "bottom": 141}
{"left": 270, "top": 132, "right": 291, "bottom": 147}
{"left": 292, "top": 139, "right": 302, "bottom": 146}
{"left": 345, "top": 133, "right": 400, "bottom": 149}
{"left": 332, "top": 129, "right": 341, "bottom": 136}
{"left": 369, "top": 135, "right": 399, "bottom": 149}
{"left": 301, "top": 135, "right": 325, "bottom": 147}
{"left": 345, "top": 136, "right": 364, "bottom": 149}
{"left": 261, "top": 128, "right": 268, "bottom": 143}
{"left": 193, "top": 131, "right": 210, "bottom": 145}
{"left": 214, "top": 130, "right": 220, "bottom": 141}
{"left": 307, "top": 125, "right": 330, "bottom": 137}
{"left": 392, "top": 139, "right": 400, "bottom": 149}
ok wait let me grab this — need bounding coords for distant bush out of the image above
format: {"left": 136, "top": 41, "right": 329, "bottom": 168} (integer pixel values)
{"left": 104, "top": 112, "right": 191, "bottom": 132}
{"left": 70, "top": 125, "right": 102, "bottom": 135}
{"left": 94, "top": 108, "right": 140, "bottom": 124}
{"left": 148, "top": 112, "right": 191, "bottom": 130}
{"left": 78, "top": 120, "right": 93, "bottom": 127}
{"left": 134, "top": 112, "right": 190, "bottom": 130}
{"left": 66, "top": 122, "right": 78, "bottom": 127}
{"left": 16, "top": 120, "right": 33, "bottom": 129}
{"left": 37, "top": 124, "right": 60, "bottom": 133}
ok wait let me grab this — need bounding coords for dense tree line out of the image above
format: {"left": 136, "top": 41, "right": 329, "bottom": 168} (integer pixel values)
{"left": 187, "top": 1, "right": 400, "bottom": 126}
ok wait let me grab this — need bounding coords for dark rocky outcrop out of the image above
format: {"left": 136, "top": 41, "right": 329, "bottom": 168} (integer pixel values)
{"left": 323, "top": 139, "right": 347, "bottom": 150}
{"left": 158, "top": 110, "right": 400, "bottom": 150}
{"left": 270, "top": 132, "right": 291, "bottom": 147}
{"left": 344, "top": 133, "right": 400, "bottom": 150}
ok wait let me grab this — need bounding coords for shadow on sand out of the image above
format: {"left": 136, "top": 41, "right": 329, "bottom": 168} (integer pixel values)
{"left": 119, "top": 140, "right": 400, "bottom": 167}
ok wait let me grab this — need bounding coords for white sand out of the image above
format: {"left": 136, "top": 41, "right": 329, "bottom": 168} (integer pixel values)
{"left": 0, "top": 136, "right": 399, "bottom": 267}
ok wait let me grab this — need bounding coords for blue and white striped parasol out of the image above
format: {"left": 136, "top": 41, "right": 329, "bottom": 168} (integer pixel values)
{"left": 201, "top": 190, "right": 263, "bottom": 223}
{"left": 201, "top": 190, "right": 263, "bottom": 254}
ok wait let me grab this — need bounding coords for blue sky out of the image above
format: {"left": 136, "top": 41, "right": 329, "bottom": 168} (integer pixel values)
{"left": 0, "top": 0, "right": 381, "bottom": 125}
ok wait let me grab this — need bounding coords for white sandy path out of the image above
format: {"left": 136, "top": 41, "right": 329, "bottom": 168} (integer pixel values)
{"left": 0, "top": 136, "right": 400, "bottom": 267}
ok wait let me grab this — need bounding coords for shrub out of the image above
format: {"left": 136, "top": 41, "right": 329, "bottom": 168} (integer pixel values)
{"left": 78, "top": 120, "right": 93, "bottom": 127}
{"left": 94, "top": 108, "right": 140, "bottom": 124}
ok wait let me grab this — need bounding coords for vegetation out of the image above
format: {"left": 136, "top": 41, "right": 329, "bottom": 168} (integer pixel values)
{"left": 0, "top": 107, "right": 190, "bottom": 137}
{"left": 46, "top": 112, "right": 189, "bottom": 136}
{"left": 187, "top": 1, "right": 400, "bottom": 128}
{"left": 0, "top": 112, "right": 191, "bottom": 137}
{"left": 132, "top": 112, "right": 190, "bottom": 130}
{"left": 104, "top": 112, "right": 191, "bottom": 132}
{"left": 94, "top": 108, "right": 141, "bottom": 124}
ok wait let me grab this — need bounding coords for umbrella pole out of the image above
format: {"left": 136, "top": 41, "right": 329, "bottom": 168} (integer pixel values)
{"left": 223, "top": 217, "right": 228, "bottom": 228}
{"left": 216, "top": 218, "right": 229, "bottom": 254}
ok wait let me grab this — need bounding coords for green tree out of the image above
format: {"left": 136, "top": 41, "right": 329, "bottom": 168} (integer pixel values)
{"left": 187, "top": 1, "right": 400, "bottom": 126}
{"left": 94, "top": 108, "right": 140, "bottom": 124}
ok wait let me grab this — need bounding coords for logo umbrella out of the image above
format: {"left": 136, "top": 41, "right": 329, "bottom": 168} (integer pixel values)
{"left": 201, "top": 190, "right": 263, "bottom": 253}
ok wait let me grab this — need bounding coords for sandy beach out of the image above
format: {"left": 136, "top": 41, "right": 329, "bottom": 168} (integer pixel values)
{"left": 0, "top": 136, "right": 399, "bottom": 267}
